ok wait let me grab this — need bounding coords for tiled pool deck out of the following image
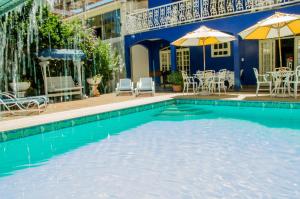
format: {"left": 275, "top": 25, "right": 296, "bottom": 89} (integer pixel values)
{"left": 2, "top": 92, "right": 300, "bottom": 142}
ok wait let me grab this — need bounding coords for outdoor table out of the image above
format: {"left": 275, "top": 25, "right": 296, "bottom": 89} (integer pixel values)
{"left": 267, "top": 70, "right": 294, "bottom": 97}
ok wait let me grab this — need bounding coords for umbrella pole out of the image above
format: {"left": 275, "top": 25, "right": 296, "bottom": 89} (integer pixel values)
{"left": 203, "top": 45, "right": 206, "bottom": 71}
{"left": 277, "top": 28, "right": 283, "bottom": 68}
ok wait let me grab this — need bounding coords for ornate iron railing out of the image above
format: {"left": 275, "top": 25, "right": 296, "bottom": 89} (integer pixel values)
{"left": 126, "top": 0, "right": 300, "bottom": 34}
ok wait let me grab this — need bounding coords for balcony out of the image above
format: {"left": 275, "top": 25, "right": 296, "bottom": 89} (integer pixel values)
{"left": 125, "top": 0, "right": 300, "bottom": 34}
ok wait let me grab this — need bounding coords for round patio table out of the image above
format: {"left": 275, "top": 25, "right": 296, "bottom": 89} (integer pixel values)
{"left": 267, "top": 71, "right": 294, "bottom": 97}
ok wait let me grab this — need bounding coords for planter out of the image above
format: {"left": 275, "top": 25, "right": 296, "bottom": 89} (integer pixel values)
{"left": 172, "top": 85, "right": 182, "bottom": 92}
{"left": 9, "top": 82, "right": 31, "bottom": 97}
{"left": 86, "top": 78, "right": 101, "bottom": 97}
{"left": 86, "top": 78, "right": 101, "bottom": 85}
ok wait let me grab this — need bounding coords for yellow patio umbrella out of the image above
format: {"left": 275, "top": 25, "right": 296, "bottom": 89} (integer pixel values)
{"left": 172, "top": 25, "right": 236, "bottom": 71}
{"left": 239, "top": 12, "right": 300, "bottom": 68}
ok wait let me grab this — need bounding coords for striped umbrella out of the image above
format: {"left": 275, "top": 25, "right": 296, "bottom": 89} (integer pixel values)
{"left": 172, "top": 25, "right": 235, "bottom": 71}
{"left": 239, "top": 12, "right": 300, "bottom": 68}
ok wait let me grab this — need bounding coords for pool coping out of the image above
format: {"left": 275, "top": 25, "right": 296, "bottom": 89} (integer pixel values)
{"left": 176, "top": 98, "right": 300, "bottom": 109}
{"left": 0, "top": 95, "right": 178, "bottom": 141}
{"left": 2, "top": 96, "right": 300, "bottom": 142}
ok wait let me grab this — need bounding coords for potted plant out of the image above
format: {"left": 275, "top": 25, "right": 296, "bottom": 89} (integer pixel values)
{"left": 168, "top": 71, "right": 183, "bottom": 92}
{"left": 87, "top": 74, "right": 103, "bottom": 97}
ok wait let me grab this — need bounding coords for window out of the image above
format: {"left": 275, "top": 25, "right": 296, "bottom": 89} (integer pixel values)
{"left": 177, "top": 48, "right": 190, "bottom": 73}
{"left": 159, "top": 50, "right": 171, "bottom": 72}
{"left": 211, "top": 42, "right": 231, "bottom": 57}
{"left": 297, "top": 38, "right": 300, "bottom": 66}
{"left": 159, "top": 47, "right": 190, "bottom": 73}
{"left": 88, "top": 9, "right": 121, "bottom": 40}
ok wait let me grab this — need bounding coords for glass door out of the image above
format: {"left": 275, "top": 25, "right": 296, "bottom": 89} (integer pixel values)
{"left": 259, "top": 40, "right": 275, "bottom": 74}
{"left": 176, "top": 48, "right": 191, "bottom": 74}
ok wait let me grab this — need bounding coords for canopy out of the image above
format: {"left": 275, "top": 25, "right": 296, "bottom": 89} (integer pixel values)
{"left": 239, "top": 12, "right": 300, "bottom": 40}
{"left": 172, "top": 25, "right": 235, "bottom": 70}
{"left": 38, "top": 49, "right": 86, "bottom": 61}
{"left": 239, "top": 12, "right": 300, "bottom": 68}
{"left": 172, "top": 25, "right": 236, "bottom": 46}
{"left": 0, "top": 0, "right": 28, "bottom": 15}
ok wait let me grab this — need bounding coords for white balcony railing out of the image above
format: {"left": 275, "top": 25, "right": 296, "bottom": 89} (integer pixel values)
{"left": 126, "top": 0, "right": 300, "bottom": 34}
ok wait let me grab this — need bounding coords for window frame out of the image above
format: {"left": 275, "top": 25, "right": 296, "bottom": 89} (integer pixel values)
{"left": 211, "top": 42, "right": 231, "bottom": 58}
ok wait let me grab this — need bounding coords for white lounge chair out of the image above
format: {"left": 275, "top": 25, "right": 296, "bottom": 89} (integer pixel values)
{"left": 0, "top": 92, "right": 48, "bottom": 115}
{"left": 135, "top": 77, "right": 155, "bottom": 96}
{"left": 253, "top": 68, "right": 272, "bottom": 96}
{"left": 116, "top": 78, "right": 134, "bottom": 96}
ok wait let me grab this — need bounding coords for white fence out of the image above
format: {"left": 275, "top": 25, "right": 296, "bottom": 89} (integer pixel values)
{"left": 126, "top": 0, "right": 300, "bottom": 34}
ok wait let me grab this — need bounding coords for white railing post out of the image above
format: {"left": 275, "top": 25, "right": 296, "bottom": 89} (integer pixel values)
{"left": 200, "top": 0, "right": 203, "bottom": 20}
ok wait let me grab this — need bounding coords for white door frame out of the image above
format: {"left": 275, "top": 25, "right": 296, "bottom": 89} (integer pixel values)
{"left": 259, "top": 39, "right": 275, "bottom": 74}
{"left": 130, "top": 44, "right": 149, "bottom": 83}
{"left": 294, "top": 36, "right": 300, "bottom": 67}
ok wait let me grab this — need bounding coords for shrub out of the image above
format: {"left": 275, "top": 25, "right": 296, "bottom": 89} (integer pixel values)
{"left": 168, "top": 71, "right": 183, "bottom": 85}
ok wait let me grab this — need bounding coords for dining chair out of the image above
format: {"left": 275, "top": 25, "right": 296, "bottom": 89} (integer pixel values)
{"left": 210, "top": 69, "right": 227, "bottom": 95}
{"left": 289, "top": 65, "right": 300, "bottom": 98}
{"left": 253, "top": 68, "right": 272, "bottom": 96}
{"left": 203, "top": 70, "right": 215, "bottom": 91}
{"left": 182, "top": 71, "right": 197, "bottom": 93}
{"left": 194, "top": 70, "right": 204, "bottom": 91}
{"left": 273, "top": 69, "right": 294, "bottom": 97}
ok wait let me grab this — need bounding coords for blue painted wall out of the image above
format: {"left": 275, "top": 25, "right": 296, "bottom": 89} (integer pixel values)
{"left": 148, "top": 0, "right": 179, "bottom": 8}
{"left": 125, "top": 4, "right": 300, "bottom": 85}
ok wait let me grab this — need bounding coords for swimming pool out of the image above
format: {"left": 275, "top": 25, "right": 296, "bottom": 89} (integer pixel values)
{"left": 1, "top": 100, "right": 300, "bottom": 198}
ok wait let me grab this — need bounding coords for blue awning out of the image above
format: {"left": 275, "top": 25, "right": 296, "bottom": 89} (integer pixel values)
{"left": 38, "top": 49, "right": 86, "bottom": 61}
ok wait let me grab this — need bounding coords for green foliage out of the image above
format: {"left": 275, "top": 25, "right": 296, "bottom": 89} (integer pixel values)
{"left": 39, "top": 8, "right": 65, "bottom": 49}
{"left": 2, "top": 2, "right": 119, "bottom": 93}
{"left": 40, "top": 14, "right": 118, "bottom": 90}
{"left": 92, "top": 39, "right": 112, "bottom": 88}
{"left": 168, "top": 71, "right": 183, "bottom": 85}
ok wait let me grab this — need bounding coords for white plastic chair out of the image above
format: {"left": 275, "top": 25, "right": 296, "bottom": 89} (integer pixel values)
{"left": 271, "top": 70, "right": 292, "bottom": 97}
{"left": 194, "top": 71, "right": 204, "bottom": 91}
{"left": 290, "top": 65, "right": 300, "bottom": 98}
{"left": 203, "top": 70, "right": 215, "bottom": 92}
{"left": 210, "top": 69, "right": 227, "bottom": 95}
{"left": 116, "top": 78, "right": 134, "bottom": 96}
{"left": 253, "top": 68, "right": 272, "bottom": 96}
{"left": 275, "top": 67, "right": 291, "bottom": 71}
{"left": 225, "top": 71, "right": 235, "bottom": 90}
{"left": 182, "top": 71, "right": 197, "bottom": 93}
{"left": 135, "top": 77, "right": 155, "bottom": 96}
{"left": 240, "top": 69, "right": 244, "bottom": 89}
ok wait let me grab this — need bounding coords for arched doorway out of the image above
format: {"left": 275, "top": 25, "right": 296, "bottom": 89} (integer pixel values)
{"left": 130, "top": 44, "right": 149, "bottom": 83}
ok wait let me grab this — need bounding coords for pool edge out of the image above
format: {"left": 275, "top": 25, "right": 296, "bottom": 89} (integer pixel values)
{"left": 2, "top": 98, "right": 300, "bottom": 142}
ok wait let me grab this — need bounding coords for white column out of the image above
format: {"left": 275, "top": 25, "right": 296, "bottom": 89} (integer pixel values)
{"left": 74, "top": 60, "right": 83, "bottom": 97}
{"left": 39, "top": 61, "right": 49, "bottom": 96}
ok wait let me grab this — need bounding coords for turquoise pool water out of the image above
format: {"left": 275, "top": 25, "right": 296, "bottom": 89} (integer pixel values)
{"left": 1, "top": 103, "right": 300, "bottom": 198}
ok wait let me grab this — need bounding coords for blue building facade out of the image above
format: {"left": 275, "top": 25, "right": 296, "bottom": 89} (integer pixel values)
{"left": 124, "top": 0, "right": 300, "bottom": 88}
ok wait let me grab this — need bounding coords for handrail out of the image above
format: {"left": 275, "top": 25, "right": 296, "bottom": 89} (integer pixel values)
{"left": 126, "top": 0, "right": 300, "bottom": 35}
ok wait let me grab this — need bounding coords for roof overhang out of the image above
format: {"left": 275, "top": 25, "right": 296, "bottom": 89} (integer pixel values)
{"left": 64, "top": 0, "right": 120, "bottom": 22}
{"left": 0, "top": 0, "right": 28, "bottom": 16}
